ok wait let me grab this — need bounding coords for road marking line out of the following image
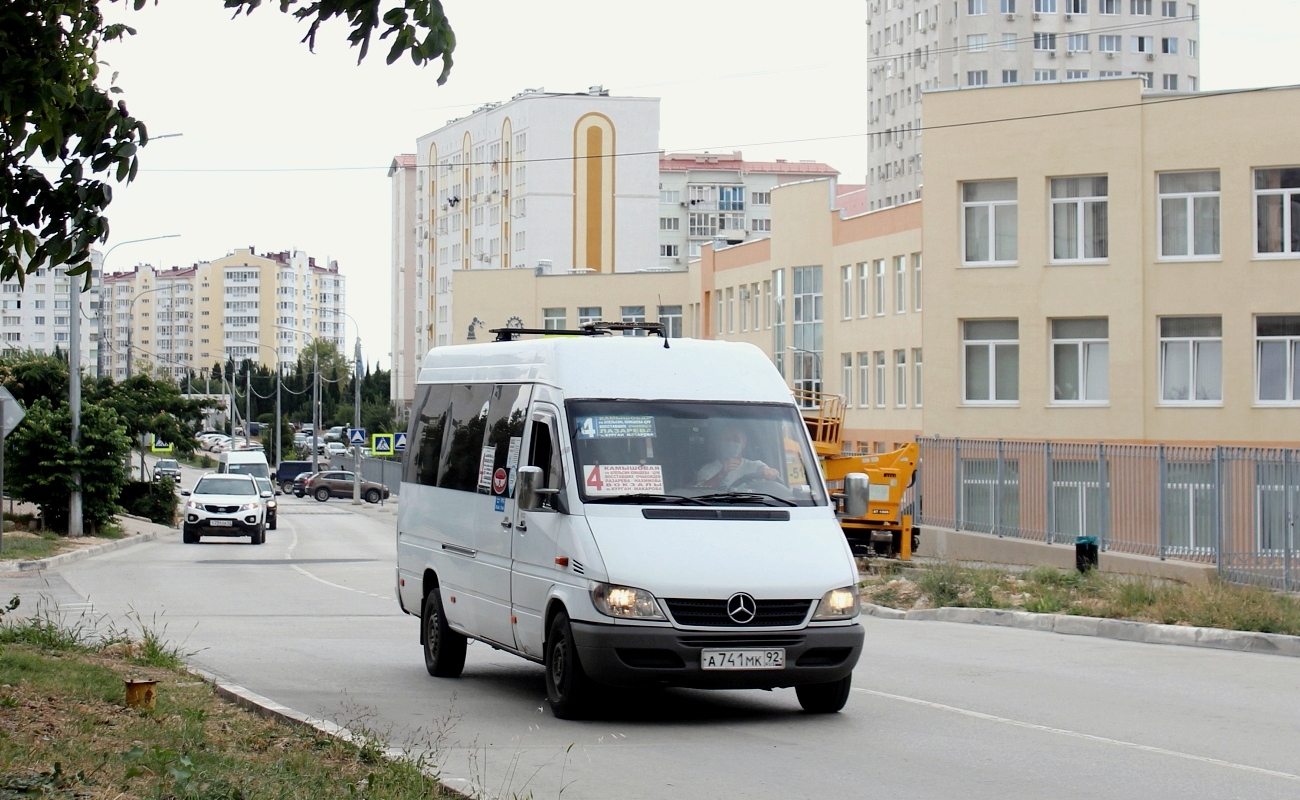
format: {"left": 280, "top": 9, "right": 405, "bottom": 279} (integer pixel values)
{"left": 284, "top": 529, "right": 387, "bottom": 601}
{"left": 854, "top": 688, "right": 1300, "bottom": 782}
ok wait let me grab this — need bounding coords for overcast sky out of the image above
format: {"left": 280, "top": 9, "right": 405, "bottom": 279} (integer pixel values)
{"left": 95, "top": 0, "right": 1300, "bottom": 370}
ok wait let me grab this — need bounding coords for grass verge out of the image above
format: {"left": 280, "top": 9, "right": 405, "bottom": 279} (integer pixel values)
{"left": 0, "top": 604, "right": 456, "bottom": 799}
{"left": 860, "top": 561, "right": 1300, "bottom": 636}
{"left": 0, "top": 530, "right": 127, "bottom": 563}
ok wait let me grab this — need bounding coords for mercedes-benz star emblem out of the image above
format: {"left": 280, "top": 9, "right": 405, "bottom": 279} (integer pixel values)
{"left": 726, "top": 592, "right": 757, "bottom": 624}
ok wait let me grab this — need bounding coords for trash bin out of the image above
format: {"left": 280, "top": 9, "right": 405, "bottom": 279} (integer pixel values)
{"left": 1075, "top": 536, "right": 1099, "bottom": 573}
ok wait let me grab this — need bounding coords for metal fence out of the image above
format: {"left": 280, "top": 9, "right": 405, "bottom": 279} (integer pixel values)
{"left": 915, "top": 438, "right": 1299, "bottom": 593}
{"left": 360, "top": 458, "right": 403, "bottom": 498}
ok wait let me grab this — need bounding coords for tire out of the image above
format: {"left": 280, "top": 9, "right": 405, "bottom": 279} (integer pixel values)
{"left": 545, "top": 610, "right": 596, "bottom": 720}
{"left": 269, "top": 514, "right": 277, "bottom": 531}
{"left": 182, "top": 526, "right": 198, "bottom": 544}
{"left": 422, "top": 587, "right": 466, "bottom": 678}
{"left": 364, "top": 488, "right": 381, "bottom": 504}
{"left": 281, "top": 480, "right": 295, "bottom": 494}
{"left": 314, "top": 487, "right": 330, "bottom": 502}
{"left": 251, "top": 525, "right": 266, "bottom": 545}
{"left": 796, "top": 674, "right": 852, "bottom": 714}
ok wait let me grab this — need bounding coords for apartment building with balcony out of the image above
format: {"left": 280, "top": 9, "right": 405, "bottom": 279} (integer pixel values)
{"left": 1, "top": 252, "right": 103, "bottom": 375}
{"left": 866, "top": 0, "right": 1200, "bottom": 210}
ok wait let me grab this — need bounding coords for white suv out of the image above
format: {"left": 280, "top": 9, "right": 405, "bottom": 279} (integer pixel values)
{"left": 181, "top": 474, "right": 270, "bottom": 544}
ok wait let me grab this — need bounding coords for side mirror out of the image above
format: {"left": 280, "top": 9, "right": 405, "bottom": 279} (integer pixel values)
{"left": 843, "top": 473, "right": 870, "bottom": 518}
{"left": 260, "top": 491, "right": 273, "bottom": 499}
{"left": 180, "top": 491, "right": 191, "bottom": 497}
{"left": 516, "top": 466, "right": 544, "bottom": 512}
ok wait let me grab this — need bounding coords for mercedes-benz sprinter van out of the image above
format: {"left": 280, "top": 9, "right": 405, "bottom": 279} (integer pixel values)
{"left": 395, "top": 331, "right": 863, "bottom": 718}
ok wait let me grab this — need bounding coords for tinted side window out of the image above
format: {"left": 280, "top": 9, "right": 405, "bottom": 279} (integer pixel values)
{"left": 405, "top": 384, "right": 452, "bottom": 486}
{"left": 483, "top": 385, "right": 532, "bottom": 496}
{"left": 438, "top": 384, "right": 494, "bottom": 491}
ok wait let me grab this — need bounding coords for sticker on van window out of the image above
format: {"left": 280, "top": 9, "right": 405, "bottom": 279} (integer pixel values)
{"left": 477, "top": 445, "right": 497, "bottom": 493}
{"left": 575, "top": 416, "right": 656, "bottom": 440}
{"left": 506, "top": 436, "right": 522, "bottom": 468}
{"left": 583, "top": 464, "right": 664, "bottom": 495}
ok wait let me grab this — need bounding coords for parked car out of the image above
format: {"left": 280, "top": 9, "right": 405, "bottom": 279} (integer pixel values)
{"left": 301, "top": 470, "right": 389, "bottom": 504}
{"left": 153, "top": 459, "right": 182, "bottom": 484}
{"left": 326, "top": 442, "right": 349, "bottom": 460}
{"left": 181, "top": 473, "right": 269, "bottom": 544}
{"left": 253, "top": 476, "right": 279, "bottom": 530}
{"left": 275, "top": 460, "right": 314, "bottom": 494}
{"left": 325, "top": 425, "right": 346, "bottom": 443}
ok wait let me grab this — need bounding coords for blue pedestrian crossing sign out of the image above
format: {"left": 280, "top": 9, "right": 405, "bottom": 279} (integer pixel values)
{"left": 394, "top": 432, "right": 408, "bottom": 452}
{"left": 348, "top": 428, "right": 366, "bottom": 446}
{"left": 371, "top": 433, "right": 395, "bottom": 456}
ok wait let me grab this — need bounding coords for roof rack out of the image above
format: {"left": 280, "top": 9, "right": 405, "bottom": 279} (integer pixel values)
{"left": 489, "top": 321, "right": 669, "bottom": 342}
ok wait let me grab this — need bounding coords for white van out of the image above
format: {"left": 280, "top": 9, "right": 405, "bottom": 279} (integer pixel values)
{"left": 217, "top": 450, "right": 271, "bottom": 480}
{"left": 396, "top": 331, "right": 864, "bottom": 718}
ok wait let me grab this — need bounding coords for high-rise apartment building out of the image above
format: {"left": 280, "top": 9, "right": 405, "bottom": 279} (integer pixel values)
{"left": 100, "top": 247, "right": 346, "bottom": 379}
{"left": 866, "top": 0, "right": 1200, "bottom": 210}
{"left": 0, "top": 252, "right": 103, "bottom": 374}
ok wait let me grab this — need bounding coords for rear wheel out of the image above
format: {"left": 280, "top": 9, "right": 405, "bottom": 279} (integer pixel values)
{"left": 281, "top": 480, "right": 295, "bottom": 494}
{"left": 422, "top": 587, "right": 466, "bottom": 678}
{"left": 545, "top": 610, "right": 596, "bottom": 719}
{"left": 314, "top": 487, "right": 330, "bottom": 502}
{"left": 796, "top": 674, "right": 852, "bottom": 714}
{"left": 364, "top": 488, "right": 381, "bottom": 504}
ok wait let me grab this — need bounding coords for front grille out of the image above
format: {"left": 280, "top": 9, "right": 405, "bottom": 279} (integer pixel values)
{"left": 204, "top": 504, "right": 239, "bottom": 513}
{"left": 664, "top": 599, "right": 813, "bottom": 628}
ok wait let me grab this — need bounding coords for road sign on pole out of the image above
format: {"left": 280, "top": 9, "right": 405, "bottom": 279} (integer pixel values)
{"left": 348, "top": 428, "right": 366, "bottom": 446}
{"left": 394, "top": 432, "right": 408, "bottom": 452}
{"left": 150, "top": 434, "right": 174, "bottom": 453}
{"left": 0, "top": 387, "right": 25, "bottom": 438}
{"left": 371, "top": 433, "right": 395, "bottom": 456}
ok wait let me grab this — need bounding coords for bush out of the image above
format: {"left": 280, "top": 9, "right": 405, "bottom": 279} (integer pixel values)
{"left": 118, "top": 478, "right": 178, "bottom": 526}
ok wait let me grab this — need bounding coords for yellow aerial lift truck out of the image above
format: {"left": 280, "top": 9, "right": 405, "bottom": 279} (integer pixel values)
{"left": 795, "top": 390, "right": 919, "bottom": 560}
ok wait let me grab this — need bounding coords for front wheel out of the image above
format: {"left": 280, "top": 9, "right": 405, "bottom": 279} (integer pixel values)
{"left": 422, "top": 588, "right": 466, "bottom": 678}
{"left": 314, "top": 487, "right": 330, "bottom": 502}
{"left": 182, "top": 527, "right": 198, "bottom": 544}
{"left": 796, "top": 674, "right": 852, "bottom": 714}
{"left": 281, "top": 480, "right": 295, "bottom": 494}
{"left": 364, "top": 488, "right": 381, "bottom": 504}
{"left": 268, "top": 515, "right": 277, "bottom": 531}
{"left": 545, "top": 611, "right": 596, "bottom": 720}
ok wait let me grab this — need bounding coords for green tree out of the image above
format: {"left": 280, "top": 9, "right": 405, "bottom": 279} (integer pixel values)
{"left": 0, "top": 351, "right": 69, "bottom": 406}
{"left": 87, "top": 373, "right": 210, "bottom": 472}
{"left": 4, "top": 397, "right": 131, "bottom": 533}
{"left": 1, "top": 1, "right": 456, "bottom": 284}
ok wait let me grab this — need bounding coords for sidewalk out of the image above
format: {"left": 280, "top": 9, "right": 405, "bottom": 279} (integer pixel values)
{"left": 0, "top": 513, "right": 174, "bottom": 574}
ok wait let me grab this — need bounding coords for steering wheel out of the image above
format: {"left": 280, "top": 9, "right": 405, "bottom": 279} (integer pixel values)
{"left": 729, "top": 470, "right": 781, "bottom": 490}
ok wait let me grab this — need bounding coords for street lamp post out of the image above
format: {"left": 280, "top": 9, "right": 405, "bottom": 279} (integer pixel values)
{"left": 244, "top": 342, "right": 282, "bottom": 465}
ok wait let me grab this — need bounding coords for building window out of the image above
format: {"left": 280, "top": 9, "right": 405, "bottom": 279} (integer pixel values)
{"left": 841, "top": 266, "right": 853, "bottom": 319}
{"left": 1034, "top": 33, "right": 1057, "bottom": 51}
{"left": 660, "top": 244, "right": 680, "bottom": 258}
{"left": 726, "top": 287, "right": 735, "bottom": 333}
{"left": 1161, "top": 0, "right": 1176, "bottom": 15}
{"left": 913, "top": 348, "right": 924, "bottom": 407}
{"left": 1132, "top": 35, "right": 1154, "bottom": 53}
{"left": 660, "top": 190, "right": 681, "bottom": 204}
{"left": 1160, "top": 316, "right": 1222, "bottom": 403}
{"left": 967, "top": 34, "right": 989, "bottom": 53}
{"left": 1001, "top": 0, "right": 1017, "bottom": 11}
{"left": 1002, "top": 34, "right": 1018, "bottom": 52}
{"left": 543, "top": 308, "right": 566, "bottom": 330}
{"left": 1162, "top": 74, "right": 1179, "bottom": 91}
{"left": 1188, "top": 76, "right": 1198, "bottom": 91}
{"left": 967, "top": 70, "right": 989, "bottom": 87}
{"left": 912, "top": 254, "right": 923, "bottom": 311}
{"left": 1034, "top": 69, "right": 1058, "bottom": 82}
{"left": 763, "top": 280, "right": 772, "bottom": 329}
{"left": 1159, "top": 171, "right": 1220, "bottom": 258}
{"left": 1051, "top": 176, "right": 1109, "bottom": 261}
{"left": 1002, "top": 69, "right": 1019, "bottom": 84}
{"left": 1162, "top": 37, "right": 1178, "bottom": 54}
{"left": 894, "top": 350, "right": 908, "bottom": 407}
{"left": 963, "top": 180, "right": 1018, "bottom": 265}
{"left": 660, "top": 217, "right": 680, "bottom": 231}
{"left": 968, "top": 0, "right": 988, "bottom": 13}
{"left": 1052, "top": 318, "right": 1110, "bottom": 403}
{"left": 858, "top": 352, "right": 870, "bottom": 408}
{"left": 873, "top": 260, "right": 885, "bottom": 315}
{"left": 1131, "top": 0, "right": 1151, "bottom": 14}
{"left": 857, "top": 263, "right": 869, "bottom": 318}
{"left": 515, "top": 231, "right": 525, "bottom": 251}
{"left": 751, "top": 218, "right": 771, "bottom": 232}
{"left": 578, "top": 306, "right": 602, "bottom": 326}
{"left": 688, "top": 213, "right": 717, "bottom": 237}
{"left": 739, "top": 286, "right": 750, "bottom": 331}
{"left": 657, "top": 305, "right": 682, "bottom": 338}
{"left": 894, "top": 255, "right": 906, "bottom": 312}
{"left": 1067, "top": 34, "right": 1089, "bottom": 52}
{"left": 792, "top": 266, "right": 823, "bottom": 397}
{"left": 1066, "top": 70, "right": 1089, "bottom": 81}
{"left": 1035, "top": 0, "right": 1057, "bottom": 11}
{"left": 751, "top": 191, "right": 771, "bottom": 206}
{"left": 772, "top": 269, "right": 786, "bottom": 377}
{"left": 1256, "top": 315, "right": 1300, "bottom": 404}
{"left": 873, "top": 352, "right": 887, "bottom": 407}
{"left": 1099, "top": 35, "right": 1121, "bottom": 52}
{"left": 964, "top": 320, "right": 1020, "bottom": 403}
{"left": 842, "top": 354, "right": 854, "bottom": 406}
{"left": 1099, "top": 0, "right": 1118, "bottom": 11}
{"left": 621, "top": 306, "right": 646, "bottom": 336}
{"left": 1131, "top": 71, "right": 1153, "bottom": 88}
{"left": 1066, "top": 0, "right": 1087, "bottom": 11}
{"left": 1188, "top": 39, "right": 1197, "bottom": 58}
{"left": 1254, "top": 168, "right": 1300, "bottom": 256}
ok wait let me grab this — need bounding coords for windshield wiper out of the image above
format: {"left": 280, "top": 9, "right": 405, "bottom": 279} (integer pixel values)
{"left": 585, "top": 493, "right": 708, "bottom": 506}
{"left": 692, "top": 492, "right": 798, "bottom": 507}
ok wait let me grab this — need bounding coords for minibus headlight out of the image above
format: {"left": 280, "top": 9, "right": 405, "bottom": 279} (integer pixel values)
{"left": 590, "top": 583, "right": 665, "bottom": 620}
{"left": 813, "top": 586, "right": 860, "bottom": 620}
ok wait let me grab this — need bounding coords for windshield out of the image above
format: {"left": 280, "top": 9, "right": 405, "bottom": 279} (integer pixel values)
{"left": 157, "top": 460, "right": 178, "bottom": 470}
{"left": 227, "top": 462, "right": 270, "bottom": 479}
{"left": 195, "top": 477, "right": 257, "bottom": 496}
{"left": 566, "top": 401, "right": 826, "bottom": 506}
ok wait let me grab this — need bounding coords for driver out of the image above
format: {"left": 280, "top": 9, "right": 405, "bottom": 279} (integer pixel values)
{"left": 695, "top": 425, "right": 780, "bottom": 489}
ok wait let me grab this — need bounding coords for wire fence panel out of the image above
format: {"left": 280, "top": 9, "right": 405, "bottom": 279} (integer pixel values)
{"left": 916, "top": 438, "right": 1298, "bottom": 591}
{"left": 361, "top": 458, "right": 403, "bottom": 497}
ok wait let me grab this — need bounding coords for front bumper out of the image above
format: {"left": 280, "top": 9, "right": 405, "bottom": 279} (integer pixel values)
{"left": 184, "top": 515, "right": 262, "bottom": 536}
{"left": 570, "top": 621, "right": 863, "bottom": 689}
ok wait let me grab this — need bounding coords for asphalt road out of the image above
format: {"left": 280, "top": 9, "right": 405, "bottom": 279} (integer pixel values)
{"left": 7, "top": 492, "right": 1300, "bottom": 799}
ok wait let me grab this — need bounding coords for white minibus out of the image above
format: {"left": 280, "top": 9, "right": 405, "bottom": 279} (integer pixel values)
{"left": 395, "top": 329, "right": 863, "bottom": 718}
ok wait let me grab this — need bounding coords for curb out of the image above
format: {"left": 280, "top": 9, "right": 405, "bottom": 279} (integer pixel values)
{"left": 862, "top": 602, "right": 1300, "bottom": 658}
{"left": 187, "top": 666, "right": 473, "bottom": 799}
{"left": 0, "top": 528, "right": 170, "bottom": 574}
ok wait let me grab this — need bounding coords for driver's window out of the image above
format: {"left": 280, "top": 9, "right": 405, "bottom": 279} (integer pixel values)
{"left": 528, "top": 419, "right": 564, "bottom": 504}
